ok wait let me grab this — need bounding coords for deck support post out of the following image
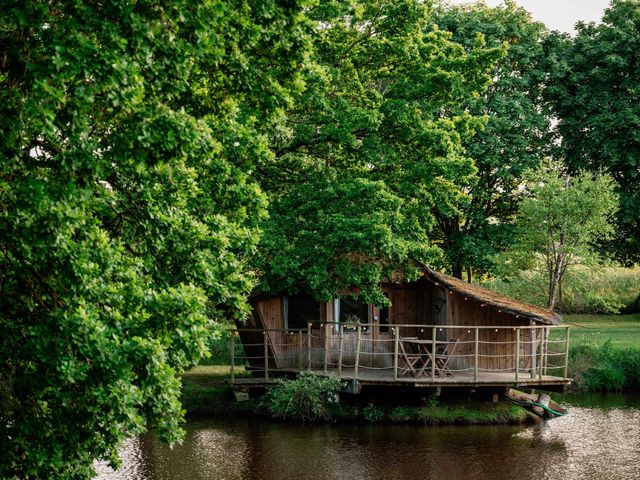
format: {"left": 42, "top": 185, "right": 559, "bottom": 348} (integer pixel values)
{"left": 230, "top": 330, "right": 235, "bottom": 383}
{"left": 307, "top": 323, "right": 312, "bottom": 371}
{"left": 338, "top": 326, "right": 344, "bottom": 377}
{"left": 393, "top": 327, "right": 399, "bottom": 380}
{"left": 431, "top": 326, "right": 437, "bottom": 381}
{"left": 323, "top": 325, "right": 328, "bottom": 374}
{"left": 563, "top": 327, "right": 570, "bottom": 378}
{"left": 263, "top": 331, "right": 269, "bottom": 381}
{"left": 474, "top": 327, "right": 479, "bottom": 383}
{"left": 354, "top": 325, "right": 362, "bottom": 380}
{"left": 298, "top": 330, "right": 303, "bottom": 370}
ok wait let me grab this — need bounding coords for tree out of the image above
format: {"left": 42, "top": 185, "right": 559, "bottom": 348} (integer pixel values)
{"left": 257, "top": 0, "right": 502, "bottom": 303}
{"left": 547, "top": 0, "right": 640, "bottom": 265}
{"left": 499, "top": 162, "right": 618, "bottom": 310}
{"left": 432, "top": 0, "right": 553, "bottom": 280}
{"left": 0, "top": 1, "right": 311, "bottom": 478}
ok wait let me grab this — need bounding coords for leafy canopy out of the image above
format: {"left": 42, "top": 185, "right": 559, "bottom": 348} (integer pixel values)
{"left": 257, "top": 0, "right": 502, "bottom": 304}
{"left": 0, "top": 1, "right": 312, "bottom": 478}
{"left": 432, "top": 0, "right": 552, "bottom": 278}
{"left": 547, "top": 0, "right": 640, "bottom": 264}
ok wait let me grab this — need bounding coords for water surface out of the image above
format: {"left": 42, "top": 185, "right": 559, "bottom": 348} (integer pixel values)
{"left": 96, "top": 394, "right": 640, "bottom": 480}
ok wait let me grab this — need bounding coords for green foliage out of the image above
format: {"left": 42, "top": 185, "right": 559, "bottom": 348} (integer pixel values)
{"left": 433, "top": 0, "right": 553, "bottom": 278}
{"left": 547, "top": 0, "right": 640, "bottom": 264}
{"left": 363, "top": 403, "right": 384, "bottom": 423}
{"left": 485, "top": 266, "right": 640, "bottom": 314}
{"left": 0, "top": 1, "right": 312, "bottom": 478}
{"left": 199, "top": 324, "right": 246, "bottom": 366}
{"left": 256, "top": 0, "right": 502, "bottom": 303}
{"left": 498, "top": 161, "right": 618, "bottom": 309}
{"left": 265, "top": 372, "right": 344, "bottom": 422}
{"left": 568, "top": 341, "right": 640, "bottom": 392}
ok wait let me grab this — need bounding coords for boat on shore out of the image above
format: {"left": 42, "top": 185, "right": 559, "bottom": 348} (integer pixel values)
{"left": 506, "top": 388, "right": 568, "bottom": 419}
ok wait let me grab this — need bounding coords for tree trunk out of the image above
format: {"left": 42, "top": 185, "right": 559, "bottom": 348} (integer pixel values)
{"left": 451, "top": 262, "right": 463, "bottom": 280}
{"left": 467, "top": 267, "right": 472, "bottom": 284}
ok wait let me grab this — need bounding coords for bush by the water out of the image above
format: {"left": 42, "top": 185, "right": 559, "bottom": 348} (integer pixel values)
{"left": 569, "top": 341, "right": 640, "bottom": 392}
{"left": 265, "top": 372, "right": 343, "bottom": 422}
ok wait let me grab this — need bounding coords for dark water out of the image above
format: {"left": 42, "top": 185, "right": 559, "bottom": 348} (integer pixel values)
{"left": 95, "top": 394, "right": 640, "bottom": 480}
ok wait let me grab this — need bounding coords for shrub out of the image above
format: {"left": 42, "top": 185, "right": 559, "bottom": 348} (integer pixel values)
{"left": 265, "top": 372, "right": 343, "bottom": 422}
{"left": 568, "top": 340, "right": 640, "bottom": 392}
{"left": 363, "top": 404, "right": 384, "bottom": 423}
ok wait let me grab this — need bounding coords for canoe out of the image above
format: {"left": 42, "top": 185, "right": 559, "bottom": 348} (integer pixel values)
{"left": 506, "top": 388, "right": 568, "bottom": 419}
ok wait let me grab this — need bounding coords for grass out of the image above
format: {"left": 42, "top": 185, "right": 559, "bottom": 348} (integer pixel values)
{"left": 563, "top": 313, "right": 640, "bottom": 348}
{"left": 181, "top": 365, "right": 254, "bottom": 416}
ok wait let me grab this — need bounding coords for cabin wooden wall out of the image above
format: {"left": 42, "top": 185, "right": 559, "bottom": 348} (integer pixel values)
{"left": 244, "top": 283, "right": 544, "bottom": 373}
{"left": 447, "top": 291, "right": 541, "bottom": 372}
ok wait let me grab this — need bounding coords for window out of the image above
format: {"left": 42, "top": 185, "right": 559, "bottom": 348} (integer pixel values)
{"left": 338, "top": 297, "right": 369, "bottom": 332}
{"left": 285, "top": 293, "right": 320, "bottom": 331}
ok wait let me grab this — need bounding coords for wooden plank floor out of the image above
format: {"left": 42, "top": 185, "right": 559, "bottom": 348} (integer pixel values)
{"left": 229, "top": 367, "right": 571, "bottom": 390}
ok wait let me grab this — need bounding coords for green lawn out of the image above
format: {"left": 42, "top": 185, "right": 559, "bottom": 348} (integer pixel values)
{"left": 563, "top": 313, "right": 640, "bottom": 348}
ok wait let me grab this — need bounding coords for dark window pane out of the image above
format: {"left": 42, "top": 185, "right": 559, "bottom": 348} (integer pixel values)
{"left": 340, "top": 298, "right": 369, "bottom": 331}
{"left": 287, "top": 293, "right": 320, "bottom": 330}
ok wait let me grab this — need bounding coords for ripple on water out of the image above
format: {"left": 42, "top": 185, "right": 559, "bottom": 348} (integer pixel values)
{"left": 94, "top": 402, "right": 640, "bottom": 480}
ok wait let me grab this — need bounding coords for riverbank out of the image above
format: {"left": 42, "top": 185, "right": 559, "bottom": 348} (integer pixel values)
{"left": 561, "top": 314, "right": 640, "bottom": 392}
{"left": 181, "top": 366, "right": 538, "bottom": 425}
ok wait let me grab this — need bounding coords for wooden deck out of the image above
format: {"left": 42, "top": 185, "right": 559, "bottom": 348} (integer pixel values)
{"left": 229, "top": 367, "right": 571, "bottom": 393}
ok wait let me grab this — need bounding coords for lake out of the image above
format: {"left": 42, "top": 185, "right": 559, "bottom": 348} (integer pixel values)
{"left": 95, "top": 394, "right": 640, "bottom": 480}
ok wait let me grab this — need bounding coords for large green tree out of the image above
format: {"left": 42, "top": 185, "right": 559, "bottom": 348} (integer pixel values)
{"left": 433, "top": 0, "right": 553, "bottom": 280}
{"left": 0, "top": 1, "right": 311, "bottom": 478}
{"left": 257, "top": 0, "right": 502, "bottom": 304}
{"left": 547, "top": 0, "right": 640, "bottom": 264}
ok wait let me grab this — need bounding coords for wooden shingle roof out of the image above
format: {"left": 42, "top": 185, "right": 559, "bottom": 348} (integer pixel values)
{"left": 424, "top": 268, "right": 561, "bottom": 325}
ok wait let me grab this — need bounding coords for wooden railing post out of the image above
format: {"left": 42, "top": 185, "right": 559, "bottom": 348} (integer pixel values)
{"left": 543, "top": 327, "right": 549, "bottom": 376}
{"left": 564, "top": 327, "right": 570, "bottom": 378}
{"left": 530, "top": 328, "right": 537, "bottom": 379}
{"left": 354, "top": 325, "right": 362, "bottom": 380}
{"left": 307, "top": 323, "right": 312, "bottom": 371}
{"left": 323, "top": 324, "right": 328, "bottom": 374}
{"left": 230, "top": 330, "right": 235, "bottom": 383}
{"left": 538, "top": 328, "right": 544, "bottom": 381}
{"left": 474, "top": 327, "right": 479, "bottom": 383}
{"left": 515, "top": 328, "right": 520, "bottom": 384}
{"left": 431, "top": 326, "right": 437, "bottom": 381}
{"left": 338, "top": 325, "right": 344, "bottom": 377}
{"left": 393, "top": 327, "right": 399, "bottom": 380}
{"left": 263, "top": 330, "right": 269, "bottom": 381}
{"left": 297, "top": 330, "right": 303, "bottom": 370}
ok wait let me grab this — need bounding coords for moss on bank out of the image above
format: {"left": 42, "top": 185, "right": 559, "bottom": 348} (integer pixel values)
{"left": 181, "top": 367, "right": 538, "bottom": 425}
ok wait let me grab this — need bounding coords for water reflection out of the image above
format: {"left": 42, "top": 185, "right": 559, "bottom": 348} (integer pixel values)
{"left": 96, "top": 397, "right": 640, "bottom": 480}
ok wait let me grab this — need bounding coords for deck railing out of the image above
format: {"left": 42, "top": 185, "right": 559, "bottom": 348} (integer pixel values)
{"left": 228, "top": 322, "right": 570, "bottom": 384}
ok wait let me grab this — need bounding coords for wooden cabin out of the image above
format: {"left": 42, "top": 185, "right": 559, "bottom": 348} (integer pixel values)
{"left": 231, "top": 268, "right": 571, "bottom": 392}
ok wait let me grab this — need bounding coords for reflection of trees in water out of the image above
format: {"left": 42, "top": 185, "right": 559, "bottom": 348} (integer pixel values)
{"left": 97, "top": 406, "right": 640, "bottom": 480}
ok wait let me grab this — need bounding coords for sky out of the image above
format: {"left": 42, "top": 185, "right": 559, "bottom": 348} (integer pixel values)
{"left": 447, "top": 0, "right": 612, "bottom": 33}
